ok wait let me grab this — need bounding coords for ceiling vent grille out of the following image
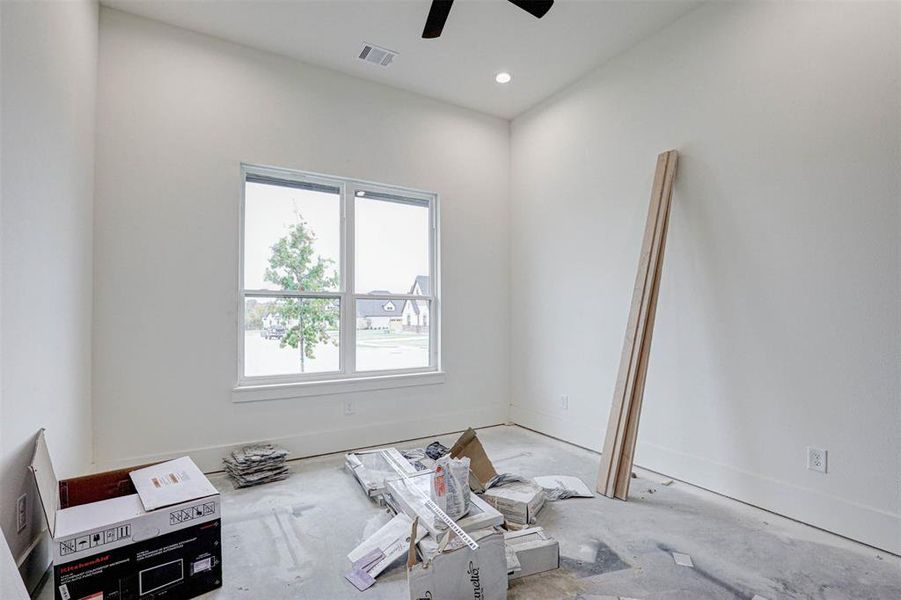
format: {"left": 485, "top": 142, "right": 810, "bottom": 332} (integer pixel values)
{"left": 358, "top": 43, "right": 397, "bottom": 67}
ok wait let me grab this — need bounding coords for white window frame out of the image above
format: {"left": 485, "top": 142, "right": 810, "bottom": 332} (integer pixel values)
{"left": 235, "top": 163, "right": 442, "bottom": 400}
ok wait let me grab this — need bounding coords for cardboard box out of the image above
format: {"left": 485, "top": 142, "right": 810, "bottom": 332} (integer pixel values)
{"left": 411, "top": 527, "right": 507, "bottom": 600}
{"left": 503, "top": 527, "right": 559, "bottom": 580}
{"left": 480, "top": 481, "right": 546, "bottom": 526}
{"left": 29, "top": 430, "right": 222, "bottom": 600}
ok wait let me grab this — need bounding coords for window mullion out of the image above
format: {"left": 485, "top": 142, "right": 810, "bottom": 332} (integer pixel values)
{"left": 343, "top": 184, "right": 356, "bottom": 375}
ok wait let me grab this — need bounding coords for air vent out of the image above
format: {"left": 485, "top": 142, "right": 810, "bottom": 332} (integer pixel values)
{"left": 358, "top": 43, "right": 397, "bottom": 67}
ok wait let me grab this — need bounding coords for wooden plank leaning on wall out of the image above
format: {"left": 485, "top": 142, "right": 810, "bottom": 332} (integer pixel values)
{"left": 597, "top": 150, "right": 678, "bottom": 500}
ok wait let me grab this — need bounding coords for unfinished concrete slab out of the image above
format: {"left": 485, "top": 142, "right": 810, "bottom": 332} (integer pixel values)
{"left": 36, "top": 425, "right": 901, "bottom": 599}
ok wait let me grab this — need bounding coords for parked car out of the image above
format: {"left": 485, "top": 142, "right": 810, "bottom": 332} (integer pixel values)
{"left": 260, "top": 324, "right": 286, "bottom": 340}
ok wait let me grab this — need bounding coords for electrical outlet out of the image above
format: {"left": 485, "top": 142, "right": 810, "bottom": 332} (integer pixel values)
{"left": 16, "top": 494, "right": 27, "bottom": 532}
{"left": 343, "top": 399, "right": 355, "bottom": 416}
{"left": 807, "top": 447, "right": 827, "bottom": 473}
{"left": 560, "top": 395, "right": 569, "bottom": 410}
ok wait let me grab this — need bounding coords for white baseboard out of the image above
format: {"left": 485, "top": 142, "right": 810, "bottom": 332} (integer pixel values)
{"left": 509, "top": 404, "right": 604, "bottom": 453}
{"left": 93, "top": 405, "right": 508, "bottom": 473}
{"left": 510, "top": 404, "right": 901, "bottom": 556}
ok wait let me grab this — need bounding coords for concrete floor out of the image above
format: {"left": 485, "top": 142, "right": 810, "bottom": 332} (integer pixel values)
{"left": 37, "top": 425, "right": 901, "bottom": 599}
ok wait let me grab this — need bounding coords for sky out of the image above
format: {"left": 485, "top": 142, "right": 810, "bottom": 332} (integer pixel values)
{"left": 244, "top": 182, "right": 429, "bottom": 295}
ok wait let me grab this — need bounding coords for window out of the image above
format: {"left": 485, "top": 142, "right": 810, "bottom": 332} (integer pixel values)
{"left": 239, "top": 164, "right": 439, "bottom": 389}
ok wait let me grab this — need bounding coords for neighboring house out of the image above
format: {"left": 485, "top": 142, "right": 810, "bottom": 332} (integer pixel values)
{"left": 402, "top": 276, "right": 430, "bottom": 332}
{"left": 356, "top": 291, "right": 403, "bottom": 330}
{"left": 262, "top": 312, "right": 280, "bottom": 329}
{"left": 356, "top": 277, "right": 431, "bottom": 332}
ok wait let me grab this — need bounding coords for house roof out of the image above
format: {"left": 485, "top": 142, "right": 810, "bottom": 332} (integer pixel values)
{"left": 405, "top": 298, "right": 428, "bottom": 316}
{"left": 409, "top": 276, "right": 430, "bottom": 296}
{"left": 402, "top": 276, "right": 431, "bottom": 315}
{"left": 357, "top": 292, "right": 402, "bottom": 318}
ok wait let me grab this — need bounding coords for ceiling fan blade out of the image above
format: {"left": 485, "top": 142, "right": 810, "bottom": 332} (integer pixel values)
{"left": 506, "top": 0, "right": 554, "bottom": 19}
{"left": 422, "top": 0, "right": 454, "bottom": 39}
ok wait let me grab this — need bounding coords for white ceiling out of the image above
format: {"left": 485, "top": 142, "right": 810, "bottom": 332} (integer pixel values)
{"left": 102, "top": 0, "right": 699, "bottom": 119}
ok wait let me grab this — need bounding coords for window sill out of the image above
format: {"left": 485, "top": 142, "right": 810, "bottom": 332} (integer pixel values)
{"left": 232, "top": 371, "right": 446, "bottom": 403}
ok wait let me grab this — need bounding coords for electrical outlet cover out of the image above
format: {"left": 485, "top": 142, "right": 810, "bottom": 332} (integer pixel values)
{"left": 807, "top": 447, "right": 827, "bottom": 473}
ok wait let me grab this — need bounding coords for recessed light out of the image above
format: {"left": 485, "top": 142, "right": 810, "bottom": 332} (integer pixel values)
{"left": 495, "top": 72, "right": 512, "bottom": 84}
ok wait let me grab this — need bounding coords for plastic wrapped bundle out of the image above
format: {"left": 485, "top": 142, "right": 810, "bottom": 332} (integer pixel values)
{"left": 431, "top": 455, "right": 470, "bottom": 520}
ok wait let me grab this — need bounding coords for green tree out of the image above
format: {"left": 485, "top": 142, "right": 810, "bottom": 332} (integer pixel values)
{"left": 265, "top": 218, "right": 339, "bottom": 371}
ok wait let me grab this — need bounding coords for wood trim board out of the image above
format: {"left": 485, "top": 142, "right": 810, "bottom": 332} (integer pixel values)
{"left": 598, "top": 150, "right": 678, "bottom": 500}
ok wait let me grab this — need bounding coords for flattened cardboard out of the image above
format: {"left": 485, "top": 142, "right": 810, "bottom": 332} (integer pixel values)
{"left": 449, "top": 428, "right": 498, "bottom": 492}
{"left": 130, "top": 456, "right": 218, "bottom": 511}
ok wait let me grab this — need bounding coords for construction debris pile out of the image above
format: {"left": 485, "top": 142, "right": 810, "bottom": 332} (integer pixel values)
{"left": 224, "top": 443, "right": 290, "bottom": 488}
{"left": 342, "top": 428, "right": 593, "bottom": 598}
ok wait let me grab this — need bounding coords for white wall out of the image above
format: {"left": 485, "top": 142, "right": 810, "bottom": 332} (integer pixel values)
{"left": 0, "top": 0, "right": 97, "bottom": 580}
{"left": 92, "top": 9, "right": 510, "bottom": 471}
{"left": 510, "top": 1, "right": 900, "bottom": 554}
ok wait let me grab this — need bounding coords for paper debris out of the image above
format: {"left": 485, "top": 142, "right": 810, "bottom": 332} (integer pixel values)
{"left": 426, "top": 441, "right": 450, "bottom": 460}
{"left": 672, "top": 552, "right": 694, "bottom": 567}
{"left": 533, "top": 475, "right": 594, "bottom": 500}
{"left": 348, "top": 513, "right": 427, "bottom": 578}
{"left": 352, "top": 548, "right": 385, "bottom": 572}
{"left": 343, "top": 568, "right": 375, "bottom": 591}
{"left": 223, "top": 443, "right": 289, "bottom": 488}
{"left": 661, "top": 479, "right": 673, "bottom": 486}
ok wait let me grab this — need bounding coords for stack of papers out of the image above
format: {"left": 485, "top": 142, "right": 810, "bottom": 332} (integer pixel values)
{"left": 224, "top": 443, "right": 289, "bottom": 488}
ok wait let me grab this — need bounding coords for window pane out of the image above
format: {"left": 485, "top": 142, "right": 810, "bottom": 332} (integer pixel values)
{"left": 244, "top": 297, "right": 340, "bottom": 377}
{"left": 356, "top": 297, "right": 430, "bottom": 371}
{"left": 355, "top": 192, "right": 430, "bottom": 295}
{"left": 244, "top": 179, "right": 340, "bottom": 292}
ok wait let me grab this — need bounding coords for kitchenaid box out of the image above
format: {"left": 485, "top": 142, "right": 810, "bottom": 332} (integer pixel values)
{"left": 29, "top": 430, "right": 222, "bottom": 600}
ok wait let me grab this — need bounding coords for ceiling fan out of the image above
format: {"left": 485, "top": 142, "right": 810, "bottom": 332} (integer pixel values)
{"left": 422, "top": 0, "right": 555, "bottom": 39}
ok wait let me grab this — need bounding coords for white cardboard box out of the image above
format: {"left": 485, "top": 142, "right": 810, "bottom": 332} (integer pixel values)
{"left": 481, "top": 481, "right": 546, "bottom": 526}
{"left": 504, "top": 527, "right": 559, "bottom": 580}
{"left": 29, "top": 430, "right": 222, "bottom": 600}
{"left": 411, "top": 528, "right": 507, "bottom": 600}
